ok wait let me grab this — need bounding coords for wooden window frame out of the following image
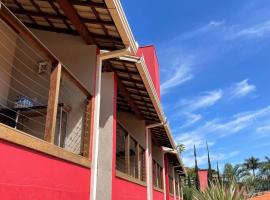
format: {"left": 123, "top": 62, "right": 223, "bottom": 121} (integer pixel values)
{"left": 116, "top": 121, "right": 146, "bottom": 185}
{"left": 153, "top": 160, "right": 164, "bottom": 191}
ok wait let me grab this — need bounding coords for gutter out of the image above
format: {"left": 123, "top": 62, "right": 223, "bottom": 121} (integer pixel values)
{"left": 90, "top": 47, "right": 131, "bottom": 200}
{"left": 104, "top": 0, "right": 138, "bottom": 54}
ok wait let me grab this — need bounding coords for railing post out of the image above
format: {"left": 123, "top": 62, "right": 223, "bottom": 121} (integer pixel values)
{"left": 83, "top": 97, "right": 93, "bottom": 158}
{"left": 44, "top": 63, "right": 62, "bottom": 143}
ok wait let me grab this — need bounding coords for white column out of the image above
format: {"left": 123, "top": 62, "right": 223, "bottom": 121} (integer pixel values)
{"left": 146, "top": 128, "right": 153, "bottom": 200}
{"left": 173, "top": 169, "right": 176, "bottom": 200}
{"left": 163, "top": 152, "right": 167, "bottom": 200}
{"left": 90, "top": 55, "right": 102, "bottom": 200}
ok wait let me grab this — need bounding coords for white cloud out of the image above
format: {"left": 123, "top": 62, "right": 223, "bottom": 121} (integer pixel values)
{"left": 257, "top": 124, "right": 270, "bottom": 132}
{"left": 233, "top": 20, "right": 270, "bottom": 38}
{"left": 161, "top": 62, "right": 193, "bottom": 94}
{"left": 177, "top": 106, "right": 270, "bottom": 145}
{"left": 180, "top": 90, "right": 223, "bottom": 112}
{"left": 229, "top": 79, "right": 256, "bottom": 99}
{"left": 179, "top": 113, "right": 202, "bottom": 129}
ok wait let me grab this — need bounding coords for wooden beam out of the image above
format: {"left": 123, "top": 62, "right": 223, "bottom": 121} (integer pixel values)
{"left": 22, "top": 22, "right": 122, "bottom": 44}
{"left": 125, "top": 134, "right": 130, "bottom": 175}
{"left": 56, "top": 0, "right": 95, "bottom": 44}
{"left": 83, "top": 98, "right": 93, "bottom": 158}
{"left": 44, "top": 63, "right": 62, "bottom": 143}
{"left": 137, "top": 144, "right": 141, "bottom": 180}
{"left": 117, "top": 77, "right": 143, "bottom": 120}
{"left": 37, "top": 0, "right": 107, "bottom": 9}
{"left": 0, "top": 123, "right": 91, "bottom": 168}
{"left": 10, "top": 9, "right": 115, "bottom": 26}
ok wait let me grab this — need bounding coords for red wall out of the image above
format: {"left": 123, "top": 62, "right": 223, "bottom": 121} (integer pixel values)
{"left": 169, "top": 194, "right": 175, "bottom": 200}
{"left": 137, "top": 45, "right": 161, "bottom": 99}
{"left": 153, "top": 189, "right": 164, "bottom": 200}
{"left": 0, "top": 140, "right": 90, "bottom": 200}
{"left": 112, "top": 177, "right": 147, "bottom": 200}
{"left": 198, "top": 170, "right": 208, "bottom": 191}
{"left": 111, "top": 74, "right": 147, "bottom": 200}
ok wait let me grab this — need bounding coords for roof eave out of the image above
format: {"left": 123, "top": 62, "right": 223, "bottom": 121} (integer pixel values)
{"left": 104, "top": 0, "right": 138, "bottom": 54}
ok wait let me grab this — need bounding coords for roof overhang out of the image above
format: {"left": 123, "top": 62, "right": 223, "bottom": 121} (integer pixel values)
{"left": 3, "top": 0, "right": 137, "bottom": 52}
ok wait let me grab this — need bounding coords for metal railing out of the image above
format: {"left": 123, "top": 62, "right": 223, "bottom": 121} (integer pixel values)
{"left": 0, "top": 3, "right": 93, "bottom": 157}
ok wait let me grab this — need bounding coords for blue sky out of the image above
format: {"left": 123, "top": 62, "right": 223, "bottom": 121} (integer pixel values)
{"left": 122, "top": 0, "right": 270, "bottom": 169}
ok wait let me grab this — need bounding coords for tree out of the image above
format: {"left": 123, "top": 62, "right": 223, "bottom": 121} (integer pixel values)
{"left": 260, "top": 156, "right": 270, "bottom": 175}
{"left": 176, "top": 144, "right": 186, "bottom": 154}
{"left": 223, "top": 163, "right": 250, "bottom": 183}
{"left": 206, "top": 141, "right": 212, "bottom": 184}
{"left": 194, "top": 145, "right": 200, "bottom": 190}
{"left": 244, "top": 156, "right": 260, "bottom": 177}
{"left": 216, "top": 161, "right": 221, "bottom": 184}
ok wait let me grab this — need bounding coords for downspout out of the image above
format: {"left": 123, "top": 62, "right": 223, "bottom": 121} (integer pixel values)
{"left": 90, "top": 47, "right": 131, "bottom": 200}
{"left": 145, "top": 119, "right": 167, "bottom": 200}
{"left": 172, "top": 165, "right": 182, "bottom": 200}
{"left": 173, "top": 168, "right": 176, "bottom": 200}
{"left": 161, "top": 148, "right": 178, "bottom": 200}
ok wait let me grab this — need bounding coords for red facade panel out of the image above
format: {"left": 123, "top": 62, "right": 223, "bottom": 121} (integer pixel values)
{"left": 198, "top": 170, "right": 208, "bottom": 191}
{"left": 169, "top": 194, "right": 175, "bottom": 200}
{"left": 112, "top": 177, "right": 147, "bottom": 200}
{"left": 153, "top": 189, "right": 164, "bottom": 200}
{"left": 137, "top": 46, "right": 161, "bottom": 99}
{"left": 0, "top": 140, "right": 90, "bottom": 200}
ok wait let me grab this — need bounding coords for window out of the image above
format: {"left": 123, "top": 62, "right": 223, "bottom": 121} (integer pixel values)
{"left": 116, "top": 124, "right": 127, "bottom": 173}
{"left": 116, "top": 122, "right": 145, "bottom": 182}
{"left": 153, "top": 160, "right": 163, "bottom": 189}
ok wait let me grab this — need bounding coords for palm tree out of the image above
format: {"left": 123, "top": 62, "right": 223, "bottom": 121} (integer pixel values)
{"left": 260, "top": 156, "right": 270, "bottom": 174}
{"left": 244, "top": 156, "right": 260, "bottom": 177}
{"left": 223, "top": 163, "right": 250, "bottom": 182}
{"left": 176, "top": 144, "right": 186, "bottom": 154}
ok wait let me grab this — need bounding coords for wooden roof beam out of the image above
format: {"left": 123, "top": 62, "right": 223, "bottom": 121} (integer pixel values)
{"left": 117, "top": 77, "right": 143, "bottom": 120}
{"left": 55, "top": 0, "right": 95, "bottom": 45}
{"left": 10, "top": 9, "right": 115, "bottom": 26}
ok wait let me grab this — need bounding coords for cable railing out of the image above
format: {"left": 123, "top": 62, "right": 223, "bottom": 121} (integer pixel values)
{"left": 0, "top": 3, "right": 93, "bottom": 158}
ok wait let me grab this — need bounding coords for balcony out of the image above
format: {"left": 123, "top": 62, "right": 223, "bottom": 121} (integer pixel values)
{"left": 0, "top": 3, "right": 93, "bottom": 166}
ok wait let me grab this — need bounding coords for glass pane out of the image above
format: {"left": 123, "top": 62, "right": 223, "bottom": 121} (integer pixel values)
{"left": 116, "top": 124, "right": 126, "bottom": 173}
{"left": 139, "top": 146, "right": 145, "bottom": 181}
{"left": 129, "top": 137, "right": 137, "bottom": 178}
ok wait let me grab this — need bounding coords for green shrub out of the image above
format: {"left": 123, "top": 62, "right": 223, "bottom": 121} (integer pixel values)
{"left": 191, "top": 182, "right": 247, "bottom": 200}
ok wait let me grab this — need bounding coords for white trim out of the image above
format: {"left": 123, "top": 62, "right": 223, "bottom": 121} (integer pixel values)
{"left": 90, "top": 55, "right": 102, "bottom": 200}
{"left": 145, "top": 128, "right": 153, "bottom": 200}
{"left": 104, "top": 0, "right": 138, "bottom": 54}
{"left": 173, "top": 169, "right": 176, "bottom": 200}
{"left": 90, "top": 48, "right": 131, "bottom": 200}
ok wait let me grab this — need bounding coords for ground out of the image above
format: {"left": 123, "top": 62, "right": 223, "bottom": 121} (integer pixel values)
{"left": 250, "top": 192, "right": 270, "bottom": 200}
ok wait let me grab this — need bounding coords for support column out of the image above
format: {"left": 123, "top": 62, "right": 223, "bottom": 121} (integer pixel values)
{"left": 146, "top": 128, "right": 153, "bottom": 200}
{"left": 44, "top": 63, "right": 61, "bottom": 143}
{"left": 164, "top": 154, "right": 170, "bottom": 200}
{"left": 173, "top": 169, "right": 176, "bottom": 200}
{"left": 90, "top": 54, "right": 102, "bottom": 200}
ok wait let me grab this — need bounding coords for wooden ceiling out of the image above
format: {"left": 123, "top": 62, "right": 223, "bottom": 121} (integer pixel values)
{"left": 2, "top": 0, "right": 175, "bottom": 149}
{"left": 104, "top": 59, "right": 172, "bottom": 148}
{"left": 2, "top": 0, "right": 125, "bottom": 50}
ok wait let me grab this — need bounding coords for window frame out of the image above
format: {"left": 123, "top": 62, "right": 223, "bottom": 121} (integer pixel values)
{"left": 153, "top": 160, "right": 164, "bottom": 191}
{"left": 116, "top": 121, "right": 146, "bottom": 185}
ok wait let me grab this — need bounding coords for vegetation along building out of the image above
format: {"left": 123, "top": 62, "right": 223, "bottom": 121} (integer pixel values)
{"left": 0, "top": 0, "right": 186, "bottom": 200}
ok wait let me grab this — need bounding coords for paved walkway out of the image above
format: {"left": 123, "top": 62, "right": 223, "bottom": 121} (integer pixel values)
{"left": 250, "top": 192, "right": 270, "bottom": 200}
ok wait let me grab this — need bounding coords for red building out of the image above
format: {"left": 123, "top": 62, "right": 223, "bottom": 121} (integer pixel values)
{"left": 0, "top": 1, "right": 185, "bottom": 200}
